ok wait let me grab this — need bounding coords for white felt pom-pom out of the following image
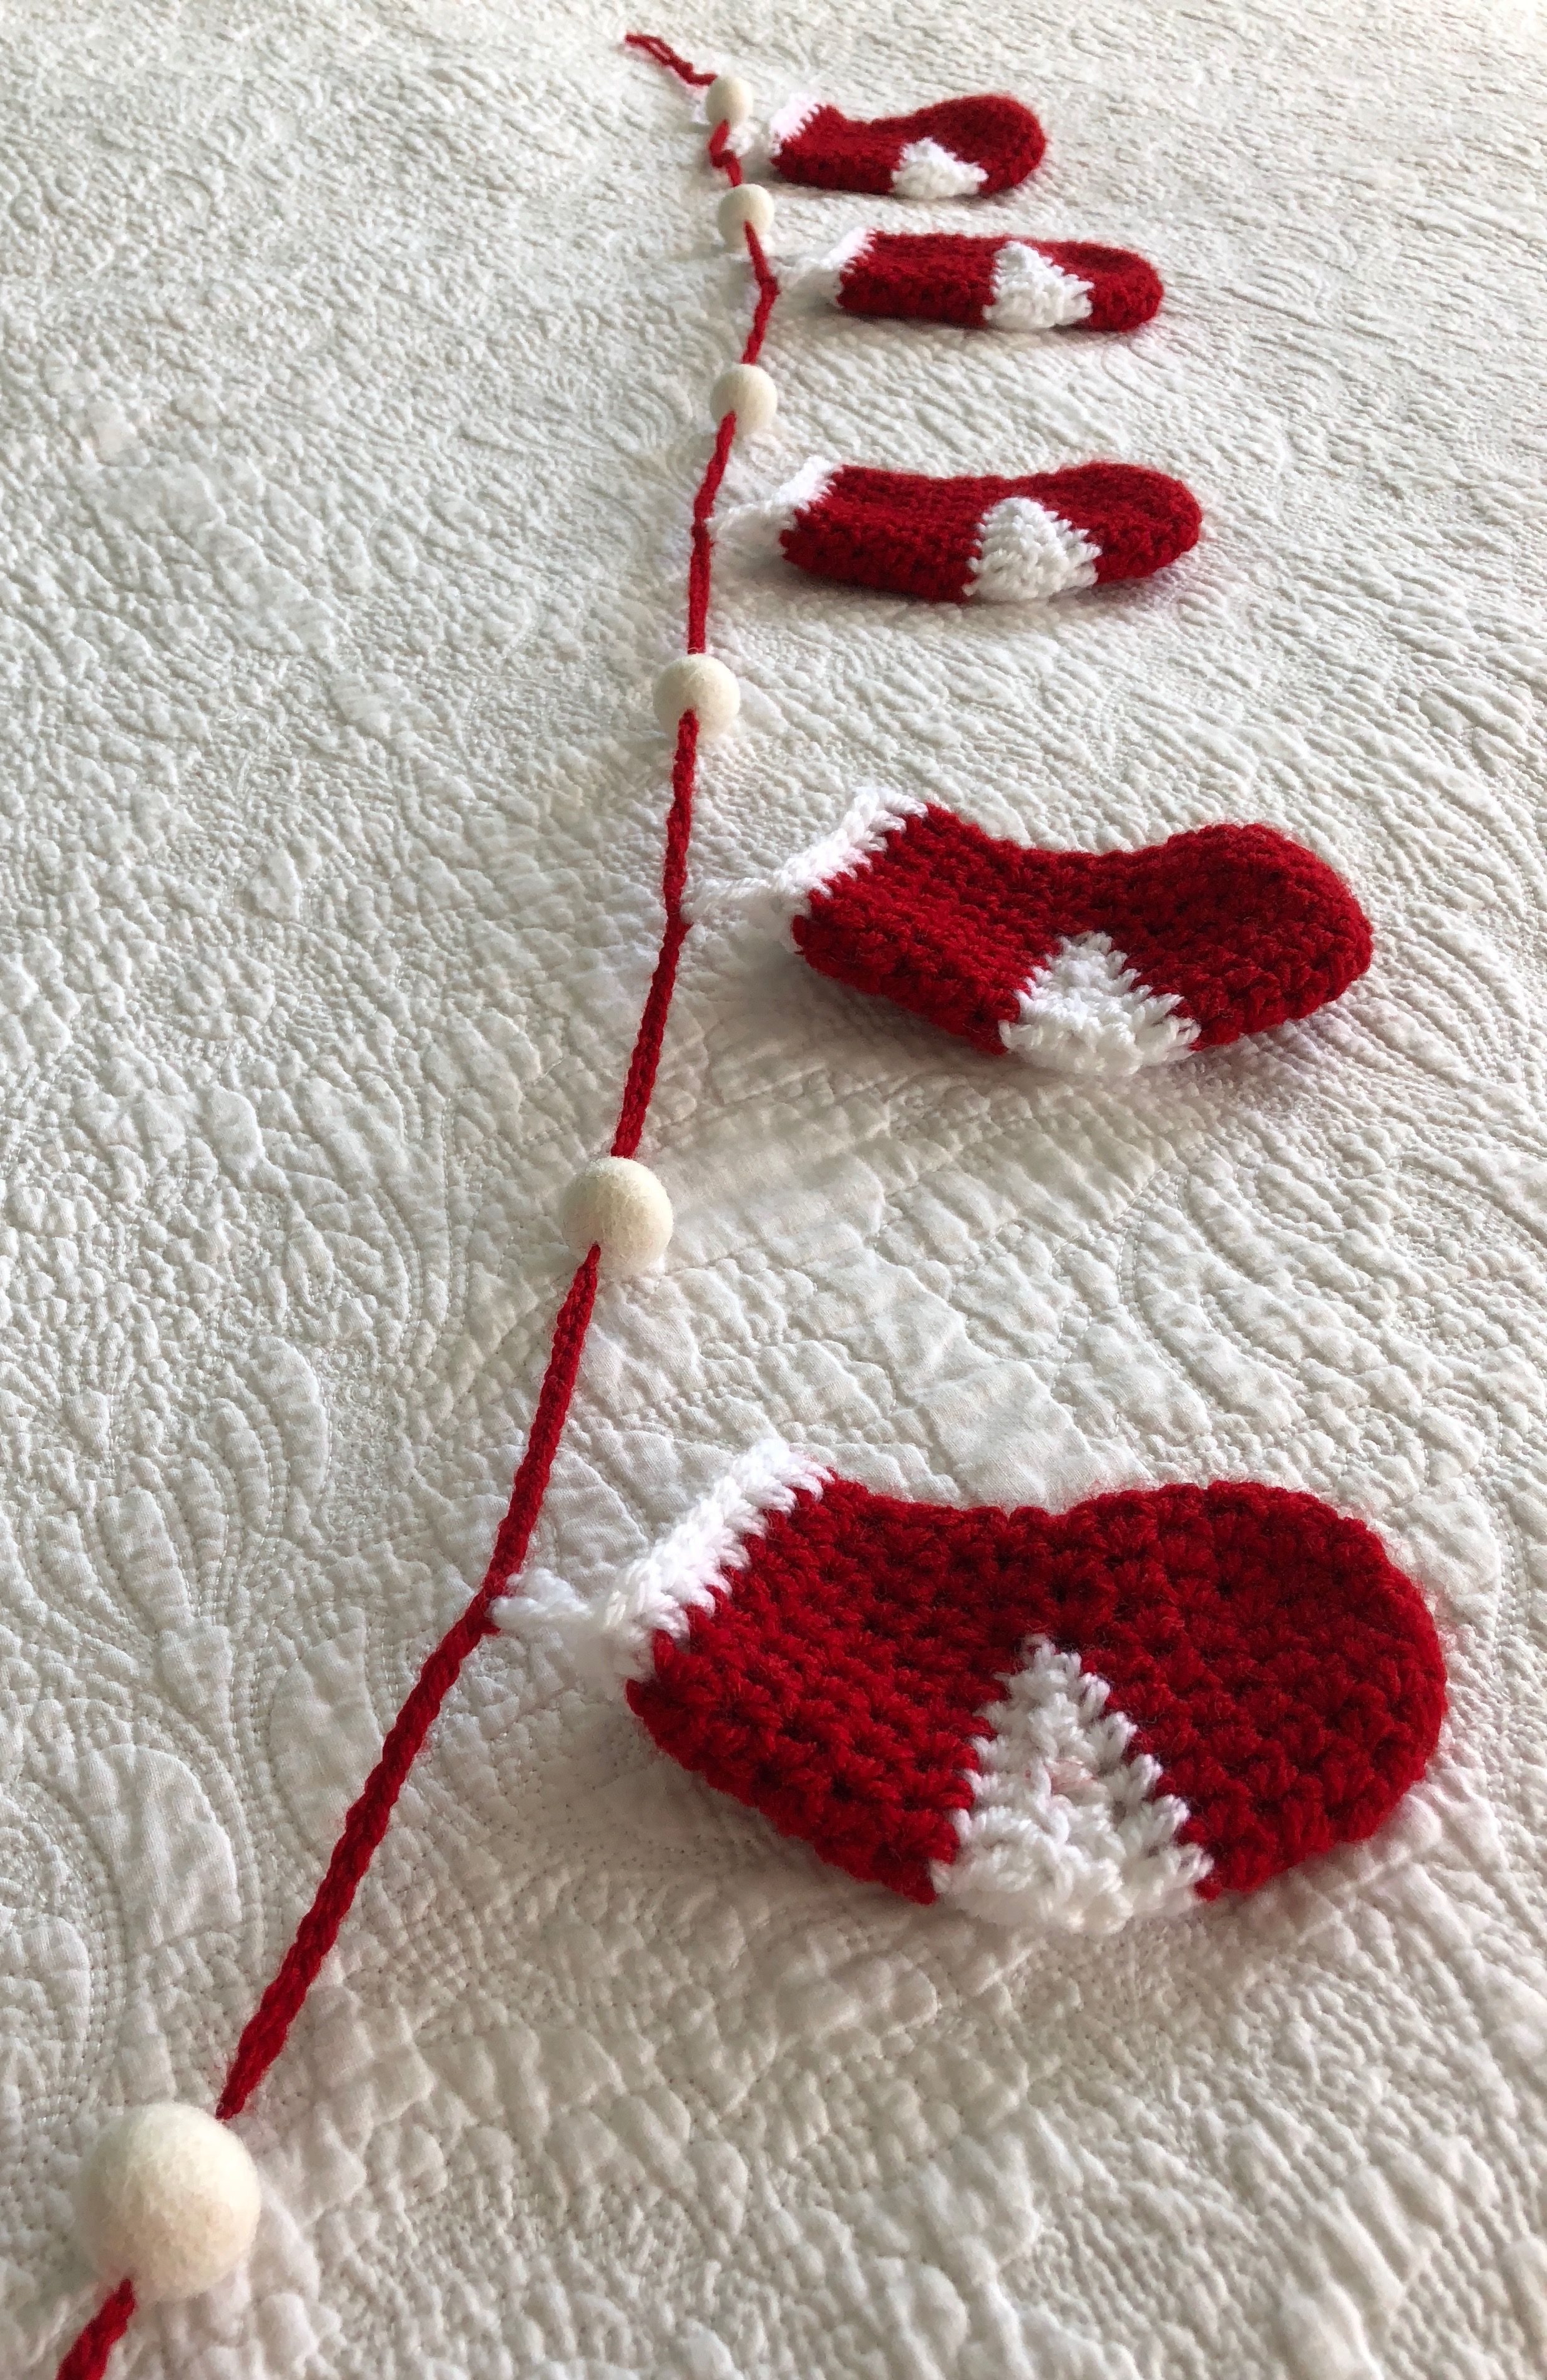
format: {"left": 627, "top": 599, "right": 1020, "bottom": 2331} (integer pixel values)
{"left": 711, "top": 363, "right": 778, "bottom": 439}
{"left": 653, "top": 654, "right": 739, "bottom": 736}
{"left": 560, "top": 1158, "right": 673, "bottom": 1275}
{"left": 718, "top": 184, "right": 775, "bottom": 242}
{"left": 706, "top": 74, "right": 753, "bottom": 129}
{"left": 76, "top": 2105, "right": 261, "bottom": 2305}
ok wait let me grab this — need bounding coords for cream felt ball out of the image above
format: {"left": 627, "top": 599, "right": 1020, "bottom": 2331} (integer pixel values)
{"left": 711, "top": 363, "right": 778, "bottom": 438}
{"left": 718, "top": 184, "right": 775, "bottom": 242}
{"left": 653, "top": 654, "right": 739, "bottom": 736}
{"left": 560, "top": 1158, "right": 674, "bottom": 1275}
{"left": 706, "top": 74, "right": 753, "bottom": 129}
{"left": 76, "top": 2104, "right": 261, "bottom": 2303}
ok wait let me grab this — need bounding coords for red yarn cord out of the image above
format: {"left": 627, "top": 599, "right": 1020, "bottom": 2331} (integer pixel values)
{"left": 613, "top": 51, "right": 781, "bottom": 1149}
{"left": 613, "top": 713, "right": 695, "bottom": 1157}
{"left": 215, "top": 1248, "right": 599, "bottom": 2122}
{"left": 687, "top": 415, "right": 737, "bottom": 653}
{"left": 622, "top": 31, "right": 713, "bottom": 85}
{"left": 54, "top": 2283, "right": 135, "bottom": 2380}
{"left": 744, "top": 231, "right": 780, "bottom": 356}
{"left": 54, "top": 35, "right": 773, "bottom": 2379}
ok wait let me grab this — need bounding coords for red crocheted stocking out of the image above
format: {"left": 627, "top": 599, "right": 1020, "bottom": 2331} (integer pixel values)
{"left": 723, "top": 459, "right": 1201, "bottom": 602}
{"left": 748, "top": 790, "right": 1371, "bottom": 1074}
{"left": 767, "top": 92, "right": 1046, "bottom": 198}
{"left": 782, "top": 231, "right": 1163, "bottom": 333}
{"left": 602, "top": 1446, "right": 1445, "bottom": 1930}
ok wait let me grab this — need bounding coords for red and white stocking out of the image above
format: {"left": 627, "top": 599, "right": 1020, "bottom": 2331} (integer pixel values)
{"left": 723, "top": 459, "right": 1202, "bottom": 601}
{"left": 781, "top": 230, "right": 1164, "bottom": 333}
{"left": 736, "top": 789, "right": 1372, "bottom": 1074}
{"left": 767, "top": 92, "right": 1046, "bottom": 198}
{"left": 602, "top": 1445, "right": 1445, "bottom": 1930}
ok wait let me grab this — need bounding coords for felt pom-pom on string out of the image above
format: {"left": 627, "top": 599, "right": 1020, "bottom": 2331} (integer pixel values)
{"left": 706, "top": 73, "right": 754, "bottom": 128}
{"left": 75, "top": 2105, "right": 261, "bottom": 2306}
{"left": 653, "top": 653, "right": 741, "bottom": 734}
{"left": 560, "top": 1157, "right": 675, "bottom": 1275}
{"left": 718, "top": 184, "right": 775, "bottom": 241}
{"left": 711, "top": 361, "right": 778, "bottom": 437}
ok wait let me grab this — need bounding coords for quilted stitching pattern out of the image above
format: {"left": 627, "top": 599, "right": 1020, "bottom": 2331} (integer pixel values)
{"left": 2, "top": 2, "right": 1544, "bottom": 2375}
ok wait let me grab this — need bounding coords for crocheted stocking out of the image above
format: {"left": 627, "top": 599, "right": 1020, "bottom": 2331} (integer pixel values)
{"left": 781, "top": 231, "right": 1164, "bottom": 333}
{"left": 746, "top": 790, "right": 1372, "bottom": 1074}
{"left": 723, "top": 459, "right": 1201, "bottom": 602}
{"left": 767, "top": 92, "right": 1045, "bottom": 198}
{"left": 602, "top": 1446, "right": 1445, "bottom": 1931}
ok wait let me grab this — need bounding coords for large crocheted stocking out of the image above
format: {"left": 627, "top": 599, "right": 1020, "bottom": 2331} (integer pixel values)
{"left": 601, "top": 1446, "right": 1445, "bottom": 1931}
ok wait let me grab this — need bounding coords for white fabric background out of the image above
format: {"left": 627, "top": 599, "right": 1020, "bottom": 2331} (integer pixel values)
{"left": 2, "top": 1, "right": 1544, "bottom": 2373}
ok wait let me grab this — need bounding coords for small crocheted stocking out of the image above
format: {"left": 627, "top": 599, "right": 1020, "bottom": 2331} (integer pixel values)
{"left": 781, "top": 231, "right": 1163, "bottom": 333}
{"left": 601, "top": 1445, "right": 1445, "bottom": 1931}
{"left": 723, "top": 459, "right": 1201, "bottom": 602}
{"left": 744, "top": 790, "right": 1371, "bottom": 1075}
{"left": 767, "top": 92, "right": 1045, "bottom": 198}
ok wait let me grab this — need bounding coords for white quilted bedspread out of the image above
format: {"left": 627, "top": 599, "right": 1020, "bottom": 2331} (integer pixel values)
{"left": 4, "top": 1, "right": 1546, "bottom": 2374}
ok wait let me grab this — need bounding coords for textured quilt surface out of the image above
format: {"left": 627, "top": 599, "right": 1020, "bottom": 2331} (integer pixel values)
{"left": 4, "top": 1, "right": 1546, "bottom": 2373}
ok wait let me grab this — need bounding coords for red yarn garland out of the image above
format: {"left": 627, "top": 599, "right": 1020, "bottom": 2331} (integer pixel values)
{"left": 54, "top": 35, "right": 758, "bottom": 2376}
{"left": 611, "top": 52, "right": 780, "bottom": 1153}
{"left": 216, "top": 1248, "right": 600, "bottom": 2122}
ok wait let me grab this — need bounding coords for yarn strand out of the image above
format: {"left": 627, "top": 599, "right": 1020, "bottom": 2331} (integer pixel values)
{"left": 621, "top": 32, "right": 713, "bottom": 85}
{"left": 608, "top": 69, "right": 779, "bottom": 1152}
{"left": 54, "top": 2283, "right": 135, "bottom": 2380}
{"left": 215, "top": 1248, "right": 600, "bottom": 2122}
{"left": 54, "top": 35, "right": 765, "bottom": 2378}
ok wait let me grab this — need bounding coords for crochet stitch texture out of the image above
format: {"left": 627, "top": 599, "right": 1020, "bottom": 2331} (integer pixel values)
{"left": 808, "top": 231, "right": 1164, "bottom": 333}
{"left": 770, "top": 94, "right": 1047, "bottom": 195}
{"left": 791, "top": 801, "right": 1374, "bottom": 1062}
{"left": 773, "top": 462, "right": 1202, "bottom": 600}
{"left": 621, "top": 1471, "right": 1447, "bottom": 1912}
